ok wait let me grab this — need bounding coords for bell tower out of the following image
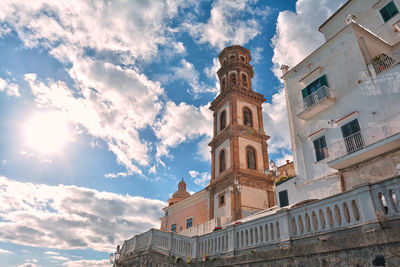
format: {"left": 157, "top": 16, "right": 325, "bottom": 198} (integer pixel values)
{"left": 207, "top": 45, "right": 275, "bottom": 222}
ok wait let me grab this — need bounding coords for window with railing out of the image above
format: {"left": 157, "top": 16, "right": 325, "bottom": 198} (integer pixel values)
{"left": 341, "top": 119, "right": 364, "bottom": 154}
{"left": 301, "top": 75, "right": 329, "bottom": 109}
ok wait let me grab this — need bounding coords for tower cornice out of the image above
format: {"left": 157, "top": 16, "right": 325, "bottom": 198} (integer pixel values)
{"left": 209, "top": 87, "right": 266, "bottom": 112}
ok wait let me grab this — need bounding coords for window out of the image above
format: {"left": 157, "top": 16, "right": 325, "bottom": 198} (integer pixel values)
{"left": 221, "top": 77, "right": 226, "bottom": 89}
{"left": 230, "top": 72, "right": 237, "bottom": 84}
{"left": 219, "top": 150, "right": 226, "bottom": 173}
{"left": 219, "top": 194, "right": 225, "bottom": 207}
{"left": 278, "top": 190, "right": 289, "bottom": 207}
{"left": 220, "top": 110, "right": 226, "bottom": 130}
{"left": 246, "top": 146, "right": 256, "bottom": 170}
{"left": 171, "top": 224, "right": 176, "bottom": 232}
{"left": 186, "top": 218, "right": 193, "bottom": 229}
{"left": 341, "top": 119, "right": 364, "bottom": 154}
{"left": 380, "top": 1, "right": 399, "bottom": 22}
{"left": 229, "top": 54, "right": 236, "bottom": 61}
{"left": 301, "top": 75, "right": 329, "bottom": 108}
{"left": 241, "top": 73, "right": 248, "bottom": 87}
{"left": 313, "top": 136, "right": 329, "bottom": 161}
{"left": 243, "top": 108, "right": 252, "bottom": 127}
{"left": 240, "top": 55, "right": 246, "bottom": 62}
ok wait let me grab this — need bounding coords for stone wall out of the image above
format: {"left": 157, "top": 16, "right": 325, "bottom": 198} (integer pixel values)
{"left": 118, "top": 219, "right": 400, "bottom": 267}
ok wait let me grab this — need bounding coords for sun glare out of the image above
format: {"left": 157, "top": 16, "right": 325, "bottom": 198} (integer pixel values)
{"left": 24, "top": 111, "right": 71, "bottom": 154}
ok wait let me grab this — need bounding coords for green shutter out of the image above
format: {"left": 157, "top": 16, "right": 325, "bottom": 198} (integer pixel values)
{"left": 301, "top": 88, "right": 308, "bottom": 98}
{"left": 320, "top": 75, "right": 328, "bottom": 87}
{"left": 380, "top": 1, "right": 399, "bottom": 22}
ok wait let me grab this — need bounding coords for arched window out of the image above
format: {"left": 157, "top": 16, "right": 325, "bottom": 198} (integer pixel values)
{"left": 243, "top": 108, "right": 252, "bottom": 127}
{"left": 220, "top": 110, "right": 226, "bottom": 131}
{"left": 221, "top": 77, "right": 226, "bottom": 89}
{"left": 242, "top": 73, "right": 248, "bottom": 87}
{"left": 246, "top": 147, "right": 256, "bottom": 170}
{"left": 230, "top": 72, "right": 237, "bottom": 84}
{"left": 229, "top": 54, "right": 236, "bottom": 61}
{"left": 240, "top": 55, "right": 246, "bottom": 62}
{"left": 219, "top": 150, "right": 226, "bottom": 173}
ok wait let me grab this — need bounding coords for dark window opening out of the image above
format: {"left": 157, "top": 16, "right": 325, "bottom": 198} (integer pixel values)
{"left": 279, "top": 190, "right": 289, "bottom": 207}
{"left": 220, "top": 110, "right": 226, "bottom": 131}
{"left": 242, "top": 73, "right": 248, "bottom": 87}
{"left": 240, "top": 56, "right": 245, "bottom": 62}
{"left": 246, "top": 147, "right": 256, "bottom": 170}
{"left": 171, "top": 224, "right": 176, "bottom": 232}
{"left": 219, "top": 150, "right": 226, "bottom": 173}
{"left": 230, "top": 72, "right": 237, "bottom": 84}
{"left": 243, "top": 108, "right": 252, "bottom": 127}
{"left": 186, "top": 218, "right": 193, "bottom": 229}
{"left": 221, "top": 77, "right": 226, "bottom": 89}
{"left": 313, "top": 136, "right": 328, "bottom": 161}
{"left": 219, "top": 194, "right": 225, "bottom": 207}
{"left": 380, "top": 1, "right": 399, "bottom": 22}
{"left": 341, "top": 119, "right": 364, "bottom": 154}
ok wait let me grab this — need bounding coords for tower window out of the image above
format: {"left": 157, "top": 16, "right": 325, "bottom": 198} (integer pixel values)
{"left": 246, "top": 146, "right": 256, "bottom": 170}
{"left": 230, "top": 72, "right": 237, "bottom": 84}
{"left": 380, "top": 1, "right": 399, "bottom": 22}
{"left": 242, "top": 73, "right": 248, "bottom": 87}
{"left": 229, "top": 54, "right": 236, "bottom": 61}
{"left": 221, "top": 77, "right": 226, "bottom": 89}
{"left": 240, "top": 55, "right": 246, "bottom": 62}
{"left": 219, "top": 194, "right": 225, "bottom": 207}
{"left": 243, "top": 108, "right": 253, "bottom": 127}
{"left": 219, "top": 150, "right": 226, "bottom": 173}
{"left": 220, "top": 110, "right": 226, "bottom": 130}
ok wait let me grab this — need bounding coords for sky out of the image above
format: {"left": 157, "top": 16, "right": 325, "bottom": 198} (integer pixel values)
{"left": 0, "top": 0, "right": 345, "bottom": 266}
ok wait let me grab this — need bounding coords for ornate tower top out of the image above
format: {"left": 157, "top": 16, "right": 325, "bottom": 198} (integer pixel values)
{"left": 168, "top": 178, "right": 191, "bottom": 206}
{"left": 210, "top": 45, "right": 265, "bottom": 111}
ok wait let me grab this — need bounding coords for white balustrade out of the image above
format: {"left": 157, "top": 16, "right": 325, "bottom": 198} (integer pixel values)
{"left": 372, "top": 50, "right": 400, "bottom": 74}
{"left": 117, "top": 177, "right": 400, "bottom": 262}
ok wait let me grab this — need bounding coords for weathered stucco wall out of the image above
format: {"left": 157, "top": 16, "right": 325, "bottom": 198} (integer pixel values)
{"left": 343, "top": 148, "right": 400, "bottom": 190}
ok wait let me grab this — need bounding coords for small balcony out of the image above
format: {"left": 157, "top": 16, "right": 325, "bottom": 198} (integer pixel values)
{"left": 328, "top": 112, "right": 400, "bottom": 169}
{"left": 296, "top": 85, "right": 336, "bottom": 120}
{"left": 371, "top": 50, "right": 400, "bottom": 75}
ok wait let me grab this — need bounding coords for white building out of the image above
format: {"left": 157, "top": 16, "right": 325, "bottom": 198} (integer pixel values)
{"left": 277, "top": 0, "right": 400, "bottom": 206}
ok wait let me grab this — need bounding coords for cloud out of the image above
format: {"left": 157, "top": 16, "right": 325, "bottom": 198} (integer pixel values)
{"left": 61, "top": 259, "right": 109, "bottom": 267}
{"left": 44, "top": 251, "right": 59, "bottom": 255}
{"left": 50, "top": 255, "right": 70, "bottom": 261}
{"left": 0, "top": 77, "right": 20, "bottom": 97}
{"left": 262, "top": 87, "right": 291, "bottom": 157}
{"left": 170, "top": 59, "right": 217, "bottom": 96}
{"left": 0, "top": 176, "right": 165, "bottom": 252}
{"left": 104, "top": 172, "right": 129, "bottom": 179}
{"left": 189, "top": 170, "right": 211, "bottom": 187}
{"left": 271, "top": 0, "right": 345, "bottom": 78}
{"left": 182, "top": 0, "right": 269, "bottom": 49}
{"left": 155, "top": 101, "right": 213, "bottom": 158}
{"left": 0, "top": 248, "right": 13, "bottom": 254}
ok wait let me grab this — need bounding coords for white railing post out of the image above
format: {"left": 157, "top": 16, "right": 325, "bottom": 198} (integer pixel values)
{"left": 276, "top": 208, "right": 291, "bottom": 248}
{"left": 191, "top": 236, "right": 198, "bottom": 259}
{"left": 226, "top": 225, "right": 235, "bottom": 256}
{"left": 352, "top": 183, "right": 379, "bottom": 227}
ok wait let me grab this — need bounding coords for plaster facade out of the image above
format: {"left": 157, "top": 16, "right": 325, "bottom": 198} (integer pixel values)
{"left": 279, "top": 0, "right": 400, "bottom": 207}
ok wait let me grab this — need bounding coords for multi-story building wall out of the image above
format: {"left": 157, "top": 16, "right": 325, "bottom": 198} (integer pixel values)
{"left": 278, "top": 0, "right": 400, "bottom": 206}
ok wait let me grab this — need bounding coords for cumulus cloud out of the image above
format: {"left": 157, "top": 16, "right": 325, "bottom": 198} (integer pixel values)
{"left": 0, "top": 248, "right": 13, "bottom": 254}
{"left": 183, "top": 0, "right": 270, "bottom": 49}
{"left": 189, "top": 170, "right": 211, "bottom": 187}
{"left": 155, "top": 101, "right": 213, "bottom": 158}
{"left": 61, "top": 259, "right": 109, "bottom": 267}
{"left": 104, "top": 172, "right": 129, "bottom": 179}
{"left": 262, "top": 88, "right": 291, "bottom": 156}
{"left": 271, "top": 0, "right": 345, "bottom": 77}
{"left": 0, "top": 77, "right": 20, "bottom": 97}
{"left": 0, "top": 176, "right": 165, "bottom": 252}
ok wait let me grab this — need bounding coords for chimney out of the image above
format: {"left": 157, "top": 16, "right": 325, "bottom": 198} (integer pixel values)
{"left": 280, "top": 64, "right": 289, "bottom": 76}
{"left": 345, "top": 14, "right": 357, "bottom": 25}
{"left": 286, "top": 160, "right": 290, "bottom": 164}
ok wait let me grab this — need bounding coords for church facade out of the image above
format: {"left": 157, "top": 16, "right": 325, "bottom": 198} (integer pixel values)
{"left": 160, "top": 45, "right": 276, "bottom": 235}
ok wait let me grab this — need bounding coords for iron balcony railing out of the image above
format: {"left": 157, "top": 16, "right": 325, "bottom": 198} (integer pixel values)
{"left": 302, "top": 85, "right": 332, "bottom": 110}
{"left": 328, "top": 112, "right": 400, "bottom": 161}
{"left": 372, "top": 50, "right": 400, "bottom": 74}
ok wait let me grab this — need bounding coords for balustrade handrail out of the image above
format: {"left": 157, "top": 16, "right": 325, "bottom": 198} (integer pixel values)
{"left": 302, "top": 85, "right": 332, "bottom": 110}
{"left": 371, "top": 49, "right": 400, "bottom": 74}
{"left": 117, "top": 176, "right": 400, "bottom": 263}
{"left": 327, "top": 112, "right": 400, "bottom": 161}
